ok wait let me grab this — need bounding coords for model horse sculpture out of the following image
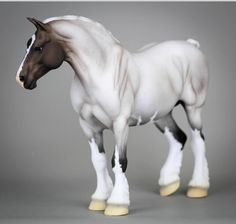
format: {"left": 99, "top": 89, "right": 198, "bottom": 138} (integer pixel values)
{"left": 16, "top": 16, "right": 209, "bottom": 216}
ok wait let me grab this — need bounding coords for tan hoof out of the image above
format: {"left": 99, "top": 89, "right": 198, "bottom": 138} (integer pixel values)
{"left": 104, "top": 204, "right": 129, "bottom": 216}
{"left": 187, "top": 187, "right": 208, "bottom": 198}
{"left": 88, "top": 199, "right": 106, "bottom": 211}
{"left": 160, "top": 180, "right": 180, "bottom": 197}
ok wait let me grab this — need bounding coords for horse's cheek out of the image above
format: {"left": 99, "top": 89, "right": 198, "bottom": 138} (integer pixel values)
{"left": 43, "top": 47, "right": 64, "bottom": 69}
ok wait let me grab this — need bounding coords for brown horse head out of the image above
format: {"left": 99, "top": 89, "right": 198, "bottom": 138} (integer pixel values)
{"left": 16, "top": 18, "right": 65, "bottom": 90}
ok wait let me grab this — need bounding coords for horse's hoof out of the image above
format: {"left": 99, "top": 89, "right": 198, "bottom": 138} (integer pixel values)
{"left": 160, "top": 180, "right": 180, "bottom": 196}
{"left": 88, "top": 199, "right": 106, "bottom": 211}
{"left": 187, "top": 187, "right": 208, "bottom": 198}
{"left": 104, "top": 204, "right": 129, "bottom": 216}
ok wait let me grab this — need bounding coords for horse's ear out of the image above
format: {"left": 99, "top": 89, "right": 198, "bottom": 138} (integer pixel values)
{"left": 27, "top": 17, "right": 48, "bottom": 32}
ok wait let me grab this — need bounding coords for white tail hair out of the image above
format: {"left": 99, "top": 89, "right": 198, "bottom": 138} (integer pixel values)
{"left": 187, "top": 38, "right": 200, "bottom": 48}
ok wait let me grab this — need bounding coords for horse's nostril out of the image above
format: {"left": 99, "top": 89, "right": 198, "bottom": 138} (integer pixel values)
{"left": 19, "top": 75, "right": 25, "bottom": 82}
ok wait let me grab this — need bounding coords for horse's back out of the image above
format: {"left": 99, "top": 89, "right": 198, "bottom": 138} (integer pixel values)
{"left": 134, "top": 40, "right": 207, "bottom": 69}
{"left": 131, "top": 40, "right": 209, "bottom": 119}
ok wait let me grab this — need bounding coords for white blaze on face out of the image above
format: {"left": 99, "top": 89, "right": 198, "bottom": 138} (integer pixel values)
{"left": 16, "top": 34, "right": 36, "bottom": 88}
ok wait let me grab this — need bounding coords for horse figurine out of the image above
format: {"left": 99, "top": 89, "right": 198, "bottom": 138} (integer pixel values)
{"left": 16, "top": 15, "right": 209, "bottom": 216}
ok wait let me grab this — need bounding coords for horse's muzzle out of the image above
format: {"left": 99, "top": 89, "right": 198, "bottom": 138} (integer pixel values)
{"left": 24, "top": 78, "right": 37, "bottom": 90}
{"left": 16, "top": 75, "right": 24, "bottom": 88}
{"left": 16, "top": 74, "right": 37, "bottom": 90}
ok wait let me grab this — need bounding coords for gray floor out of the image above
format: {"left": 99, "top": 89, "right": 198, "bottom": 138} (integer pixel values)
{"left": 0, "top": 178, "right": 235, "bottom": 224}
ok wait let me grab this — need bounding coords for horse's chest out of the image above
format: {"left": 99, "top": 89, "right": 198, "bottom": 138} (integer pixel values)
{"left": 70, "top": 76, "right": 120, "bottom": 127}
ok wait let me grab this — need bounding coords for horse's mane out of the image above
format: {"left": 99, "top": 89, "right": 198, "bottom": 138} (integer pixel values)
{"left": 43, "top": 15, "right": 119, "bottom": 43}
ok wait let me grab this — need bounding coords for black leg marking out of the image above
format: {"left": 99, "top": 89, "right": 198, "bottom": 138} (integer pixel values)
{"left": 111, "top": 150, "right": 128, "bottom": 172}
{"left": 154, "top": 113, "right": 187, "bottom": 150}
{"left": 200, "top": 130, "right": 205, "bottom": 141}
{"left": 94, "top": 132, "right": 105, "bottom": 153}
{"left": 173, "top": 128, "right": 187, "bottom": 148}
{"left": 111, "top": 152, "right": 115, "bottom": 168}
{"left": 119, "top": 157, "right": 128, "bottom": 172}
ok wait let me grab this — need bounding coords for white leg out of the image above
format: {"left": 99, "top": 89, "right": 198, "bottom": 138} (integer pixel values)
{"left": 159, "top": 127, "right": 183, "bottom": 196}
{"left": 104, "top": 147, "right": 129, "bottom": 216}
{"left": 105, "top": 116, "right": 130, "bottom": 216}
{"left": 88, "top": 138, "right": 113, "bottom": 210}
{"left": 189, "top": 129, "right": 209, "bottom": 188}
{"left": 187, "top": 129, "right": 209, "bottom": 198}
{"left": 107, "top": 148, "right": 129, "bottom": 205}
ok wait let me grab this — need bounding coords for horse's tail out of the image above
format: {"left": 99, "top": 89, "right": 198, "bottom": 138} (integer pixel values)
{"left": 187, "top": 38, "right": 200, "bottom": 48}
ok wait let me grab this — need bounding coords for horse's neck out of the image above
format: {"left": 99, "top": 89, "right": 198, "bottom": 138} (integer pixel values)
{"left": 63, "top": 27, "right": 126, "bottom": 89}
{"left": 52, "top": 19, "right": 134, "bottom": 94}
{"left": 73, "top": 47, "right": 131, "bottom": 95}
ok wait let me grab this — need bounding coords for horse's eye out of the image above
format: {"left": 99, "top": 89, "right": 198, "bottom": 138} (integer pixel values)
{"left": 34, "top": 47, "right": 43, "bottom": 52}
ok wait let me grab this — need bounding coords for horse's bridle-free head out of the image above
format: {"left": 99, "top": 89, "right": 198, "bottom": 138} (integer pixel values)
{"left": 16, "top": 18, "right": 65, "bottom": 90}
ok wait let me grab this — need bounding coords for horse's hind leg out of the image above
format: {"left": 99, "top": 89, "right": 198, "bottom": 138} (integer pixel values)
{"left": 185, "top": 105, "right": 210, "bottom": 198}
{"left": 154, "top": 113, "right": 187, "bottom": 196}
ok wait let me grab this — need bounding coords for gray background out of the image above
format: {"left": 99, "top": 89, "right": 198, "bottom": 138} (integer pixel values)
{"left": 0, "top": 2, "right": 236, "bottom": 224}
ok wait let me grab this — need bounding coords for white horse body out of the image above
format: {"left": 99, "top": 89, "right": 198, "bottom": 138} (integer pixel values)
{"left": 71, "top": 39, "right": 208, "bottom": 128}
{"left": 16, "top": 16, "right": 210, "bottom": 215}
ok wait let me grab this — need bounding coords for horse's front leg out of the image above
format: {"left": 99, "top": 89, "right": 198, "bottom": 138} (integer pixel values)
{"left": 79, "top": 118, "right": 113, "bottom": 211}
{"left": 105, "top": 116, "right": 130, "bottom": 216}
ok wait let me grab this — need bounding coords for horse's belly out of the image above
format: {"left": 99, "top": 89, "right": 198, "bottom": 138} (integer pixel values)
{"left": 130, "top": 98, "right": 174, "bottom": 126}
{"left": 130, "top": 78, "right": 179, "bottom": 126}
